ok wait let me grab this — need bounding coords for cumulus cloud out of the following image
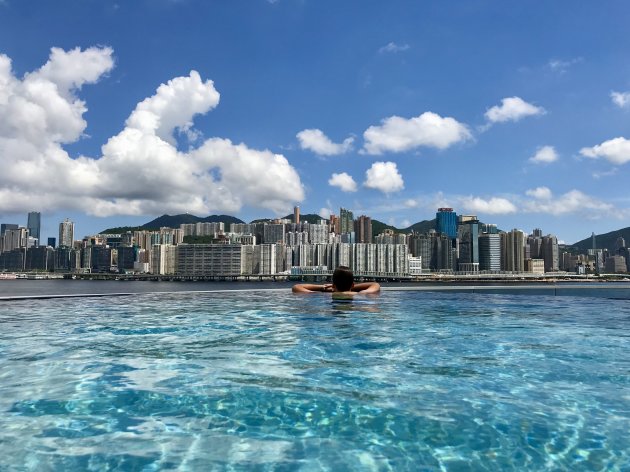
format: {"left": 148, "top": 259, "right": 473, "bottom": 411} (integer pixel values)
{"left": 404, "top": 198, "right": 418, "bottom": 208}
{"left": 362, "top": 112, "right": 471, "bottom": 155}
{"left": 523, "top": 188, "right": 613, "bottom": 215}
{"left": 460, "top": 197, "right": 517, "bottom": 215}
{"left": 484, "top": 97, "right": 545, "bottom": 124}
{"left": 529, "top": 145, "right": 558, "bottom": 164}
{"left": 610, "top": 91, "right": 630, "bottom": 109}
{"left": 378, "top": 42, "right": 410, "bottom": 54}
{"left": 328, "top": 172, "right": 357, "bottom": 192}
{"left": 363, "top": 161, "right": 404, "bottom": 194}
{"left": 579, "top": 137, "right": 630, "bottom": 165}
{"left": 0, "top": 47, "right": 304, "bottom": 217}
{"left": 296, "top": 128, "right": 354, "bottom": 156}
{"left": 526, "top": 186, "right": 553, "bottom": 200}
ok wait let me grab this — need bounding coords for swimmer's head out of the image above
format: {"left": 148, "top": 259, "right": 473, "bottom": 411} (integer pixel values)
{"left": 332, "top": 266, "right": 354, "bottom": 292}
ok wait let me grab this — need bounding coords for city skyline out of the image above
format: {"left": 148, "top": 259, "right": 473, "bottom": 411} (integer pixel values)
{"left": 1, "top": 1, "right": 630, "bottom": 243}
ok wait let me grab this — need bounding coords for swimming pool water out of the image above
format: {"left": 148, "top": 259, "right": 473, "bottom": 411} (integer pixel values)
{"left": 0, "top": 290, "right": 628, "bottom": 470}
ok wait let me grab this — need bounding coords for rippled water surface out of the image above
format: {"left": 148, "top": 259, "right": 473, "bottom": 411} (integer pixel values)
{"left": 0, "top": 291, "right": 629, "bottom": 470}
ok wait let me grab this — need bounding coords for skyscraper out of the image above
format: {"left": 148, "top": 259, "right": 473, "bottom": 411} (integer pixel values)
{"left": 59, "top": 218, "right": 75, "bottom": 247}
{"left": 436, "top": 208, "right": 457, "bottom": 239}
{"left": 339, "top": 208, "right": 354, "bottom": 235}
{"left": 293, "top": 206, "right": 300, "bottom": 225}
{"left": 354, "top": 215, "right": 372, "bottom": 243}
{"left": 27, "top": 211, "right": 41, "bottom": 242}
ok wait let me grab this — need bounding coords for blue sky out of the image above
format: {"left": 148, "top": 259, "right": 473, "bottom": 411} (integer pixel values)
{"left": 1, "top": 0, "right": 629, "bottom": 244}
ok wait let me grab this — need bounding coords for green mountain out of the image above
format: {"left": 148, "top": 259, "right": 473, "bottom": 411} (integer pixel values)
{"left": 101, "top": 212, "right": 444, "bottom": 238}
{"left": 570, "top": 226, "right": 630, "bottom": 253}
{"left": 101, "top": 214, "right": 246, "bottom": 233}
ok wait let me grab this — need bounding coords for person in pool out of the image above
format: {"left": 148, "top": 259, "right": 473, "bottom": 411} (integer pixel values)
{"left": 292, "top": 266, "right": 380, "bottom": 297}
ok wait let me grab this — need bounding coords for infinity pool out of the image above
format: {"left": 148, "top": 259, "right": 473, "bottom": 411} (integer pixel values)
{"left": 0, "top": 290, "right": 628, "bottom": 470}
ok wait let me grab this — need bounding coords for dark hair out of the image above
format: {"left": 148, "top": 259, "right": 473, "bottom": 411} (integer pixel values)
{"left": 332, "top": 266, "right": 354, "bottom": 291}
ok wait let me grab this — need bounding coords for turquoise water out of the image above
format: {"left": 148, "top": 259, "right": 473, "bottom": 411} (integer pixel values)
{"left": 0, "top": 291, "right": 628, "bottom": 470}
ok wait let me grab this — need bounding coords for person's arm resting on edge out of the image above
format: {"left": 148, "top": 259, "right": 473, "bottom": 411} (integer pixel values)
{"left": 292, "top": 283, "right": 333, "bottom": 293}
{"left": 351, "top": 282, "right": 381, "bottom": 294}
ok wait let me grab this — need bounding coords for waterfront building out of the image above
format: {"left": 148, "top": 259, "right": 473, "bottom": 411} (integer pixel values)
{"left": 176, "top": 244, "right": 243, "bottom": 276}
{"left": 253, "top": 244, "right": 277, "bottom": 274}
{"left": 541, "top": 235, "right": 559, "bottom": 272}
{"left": 501, "top": 229, "right": 526, "bottom": 272}
{"left": 354, "top": 215, "right": 372, "bottom": 243}
{"left": 457, "top": 218, "right": 479, "bottom": 269}
{"left": 149, "top": 244, "right": 176, "bottom": 275}
{"left": 90, "top": 246, "right": 113, "bottom": 273}
{"left": 525, "top": 258, "right": 545, "bottom": 274}
{"left": 436, "top": 208, "right": 457, "bottom": 239}
{"left": 604, "top": 255, "right": 627, "bottom": 274}
{"left": 47, "top": 237, "right": 56, "bottom": 248}
{"left": 59, "top": 219, "right": 75, "bottom": 247}
{"left": 408, "top": 233, "right": 432, "bottom": 270}
{"left": 116, "top": 246, "right": 137, "bottom": 272}
{"left": 479, "top": 233, "right": 501, "bottom": 271}
{"left": 0, "top": 248, "right": 25, "bottom": 271}
{"left": 25, "top": 246, "right": 54, "bottom": 272}
{"left": 27, "top": 211, "right": 41, "bottom": 242}
{"left": 54, "top": 246, "right": 78, "bottom": 272}
{"left": 409, "top": 256, "right": 423, "bottom": 276}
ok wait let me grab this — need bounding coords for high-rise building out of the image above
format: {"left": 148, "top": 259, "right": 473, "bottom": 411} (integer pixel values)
{"left": 329, "top": 214, "right": 340, "bottom": 234}
{"left": 339, "top": 208, "right": 354, "bottom": 235}
{"left": 354, "top": 215, "right": 372, "bottom": 243}
{"left": 479, "top": 233, "right": 501, "bottom": 271}
{"left": 501, "top": 229, "right": 526, "bottom": 272}
{"left": 47, "top": 237, "right": 56, "bottom": 248}
{"left": 541, "top": 235, "right": 559, "bottom": 272}
{"left": 436, "top": 208, "right": 457, "bottom": 239}
{"left": 263, "top": 223, "right": 285, "bottom": 244}
{"left": 2, "top": 227, "right": 29, "bottom": 253}
{"left": 59, "top": 219, "right": 75, "bottom": 247}
{"left": 27, "top": 211, "right": 41, "bottom": 242}
{"left": 293, "top": 206, "right": 300, "bottom": 225}
{"left": 457, "top": 218, "right": 479, "bottom": 267}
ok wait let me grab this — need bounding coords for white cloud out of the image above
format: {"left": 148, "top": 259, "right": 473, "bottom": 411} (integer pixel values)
{"left": 400, "top": 219, "right": 411, "bottom": 228}
{"left": 529, "top": 145, "right": 558, "bottom": 164}
{"left": 319, "top": 207, "right": 332, "bottom": 219}
{"left": 363, "top": 161, "right": 404, "bottom": 194}
{"left": 328, "top": 172, "right": 357, "bottom": 192}
{"left": 484, "top": 97, "right": 545, "bottom": 124}
{"left": 580, "top": 137, "right": 630, "bottom": 165}
{"left": 523, "top": 188, "right": 613, "bottom": 215}
{"left": 378, "top": 42, "right": 410, "bottom": 54}
{"left": 611, "top": 91, "right": 630, "bottom": 109}
{"left": 460, "top": 197, "right": 517, "bottom": 215}
{"left": 0, "top": 47, "right": 304, "bottom": 217}
{"left": 296, "top": 128, "right": 354, "bottom": 156}
{"left": 526, "top": 186, "right": 553, "bottom": 200}
{"left": 404, "top": 198, "right": 418, "bottom": 208}
{"left": 548, "top": 57, "right": 582, "bottom": 74}
{"left": 362, "top": 112, "right": 471, "bottom": 155}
